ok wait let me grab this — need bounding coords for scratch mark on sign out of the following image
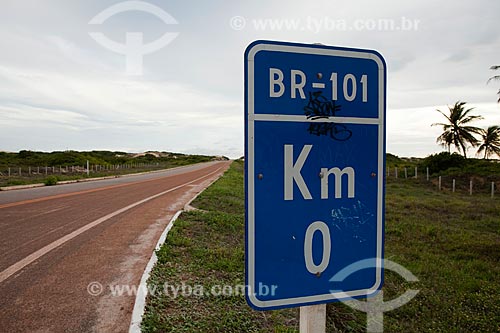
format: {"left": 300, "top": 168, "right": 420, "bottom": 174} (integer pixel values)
{"left": 330, "top": 200, "right": 374, "bottom": 243}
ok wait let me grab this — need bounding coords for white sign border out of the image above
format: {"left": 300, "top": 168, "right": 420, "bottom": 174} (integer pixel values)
{"left": 246, "top": 41, "right": 386, "bottom": 309}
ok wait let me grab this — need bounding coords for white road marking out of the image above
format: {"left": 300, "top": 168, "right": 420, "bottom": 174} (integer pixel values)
{"left": 0, "top": 166, "right": 223, "bottom": 284}
{"left": 129, "top": 164, "right": 225, "bottom": 333}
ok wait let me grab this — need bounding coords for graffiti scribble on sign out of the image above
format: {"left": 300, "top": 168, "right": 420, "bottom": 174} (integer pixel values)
{"left": 304, "top": 91, "right": 352, "bottom": 141}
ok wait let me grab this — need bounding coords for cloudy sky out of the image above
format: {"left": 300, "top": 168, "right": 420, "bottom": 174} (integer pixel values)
{"left": 1, "top": 0, "right": 499, "bottom": 158}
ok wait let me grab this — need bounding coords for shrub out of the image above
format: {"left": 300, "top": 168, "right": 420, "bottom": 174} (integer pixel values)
{"left": 386, "top": 153, "right": 403, "bottom": 167}
{"left": 44, "top": 176, "right": 58, "bottom": 186}
{"left": 420, "top": 152, "right": 466, "bottom": 174}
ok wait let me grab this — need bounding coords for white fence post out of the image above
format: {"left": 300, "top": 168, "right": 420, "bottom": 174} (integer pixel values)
{"left": 469, "top": 180, "right": 473, "bottom": 195}
{"left": 8, "top": 167, "right": 10, "bottom": 177}
{"left": 395, "top": 167, "right": 398, "bottom": 178}
{"left": 426, "top": 167, "right": 429, "bottom": 181}
{"left": 492, "top": 182, "right": 495, "bottom": 198}
{"left": 404, "top": 167, "right": 408, "bottom": 179}
{"left": 438, "top": 176, "right": 442, "bottom": 191}
{"left": 414, "top": 166, "right": 418, "bottom": 179}
{"left": 452, "top": 179, "right": 456, "bottom": 193}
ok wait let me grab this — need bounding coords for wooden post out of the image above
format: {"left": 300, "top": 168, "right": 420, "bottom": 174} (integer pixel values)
{"left": 452, "top": 179, "right": 455, "bottom": 192}
{"left": 414, "top": 166, "right": 417, "bottom": 179}
{"left": 86, "top": 160, "right": 90, "bottom": 176}
{"left": 469, "top": 180, "right": 473, "bottom": 195}
{"left": 300, "top": 304, "right": 326, "bottom": 333}
{"left": 404, "top": 168, "right": 407, "bottom": 179}
{"left": 438, "top": 176, "right": 442, "bottom": 191}
{"left": 491, "top": 182, "right": 495, "bottom": 198}
{"left": 426, "top": 167, "right": 429, "bottom": 181}
{"left": 19, "top": 167, "right": 21, "bottom": 176}
{"left": 395, "top": 167, "right": 398, "bottom": 178}
{"left": 8, "top": 167, "right": 10, "bottom": 177}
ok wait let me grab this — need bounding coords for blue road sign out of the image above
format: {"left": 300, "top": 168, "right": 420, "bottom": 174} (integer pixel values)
{"left": 244, "top": 40, "right": 386, "bottom": 310}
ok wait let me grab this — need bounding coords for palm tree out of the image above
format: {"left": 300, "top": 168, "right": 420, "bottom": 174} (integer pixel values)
{"left": 477, "top": 125, "right": 500, "bottom": 159}
{"left": 432, "top": 101, "right": 483, "bottom": 158}
{"left": 487, "top": 65, "right": 500, "bottom": 103}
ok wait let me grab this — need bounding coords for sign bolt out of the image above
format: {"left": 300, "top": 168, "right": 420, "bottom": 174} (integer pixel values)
{"left": 316, "top": 72, "right": 323, "bottom": 79}
{"left": 258, "top": 173, "right": 264, "bottom": 180}
{"left": 371, "top": 172, "right": 376, "bottom": 178}
{"left": 315, "top": 271, "right": 321, "bottom": 278}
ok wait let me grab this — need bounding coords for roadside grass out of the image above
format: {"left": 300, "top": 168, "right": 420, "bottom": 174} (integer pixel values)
{"left": 383, "top": 178, "right": 500, "bottom": 332}
{"left": 142, "top": 161, "right": 500, "bottom": 332}
{"left": 0, "top": 153, "right": 218, "bottom": 188}
{"left": 0, "top": 161, "right": 211, "bottom": 188}
{"left": 142, "top": 160, "right": 298, "bottom": 332}
{"left": 0, "top": 167, "right": 167, "bottom": 188}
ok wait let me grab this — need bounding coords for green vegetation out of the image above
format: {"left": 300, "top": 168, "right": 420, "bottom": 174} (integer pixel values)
{"left": 142, "top": 161, "right": 298, "bottom": 332}
{"left": 0, "top": 150, "right": 225, "bottom": 187}
{"left": 431, "top": 100, "right": 500, "bottom": 160}
{"left": 0, "top": 150, "right": 222, "bottom": 168}
{"left": 419, "top": 152, "right": 466, "bottom": 174}
{"left": 382, "top": 177, "right": 500, "bottom": 332}
{"left": 388, "top": 152, "right": 500, "bottom": 181}
{"left": 143, "top": 160, "right": 500, "bottom": 332}
{"left": 432, "top": 101, "right": 483, "bottom": 158}
{"left": 43, "top": 175, "right": 58, "bottom": 186}
{"left": 477, "top": 125, "right": 500, "bottom": 159}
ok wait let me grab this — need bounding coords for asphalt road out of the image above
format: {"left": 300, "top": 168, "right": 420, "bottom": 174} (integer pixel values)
{"left": 0, "top": 161, "right": 230, "bottom": 332}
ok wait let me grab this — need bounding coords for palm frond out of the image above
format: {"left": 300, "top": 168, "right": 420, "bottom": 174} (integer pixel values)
{"left": 476, "top": 125, "right": 500, "bottom": 159}
{"left": 487, "top": 75, "right": 500, "bottom": 84}
{"left": 433, "top": 101, "right": 483, "bottom": 158}
{"left": 431, "top": 122, "right": 451, "bottom": 128}
{"left": 435, "top": 109, "right": 451, "bottom": 122}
